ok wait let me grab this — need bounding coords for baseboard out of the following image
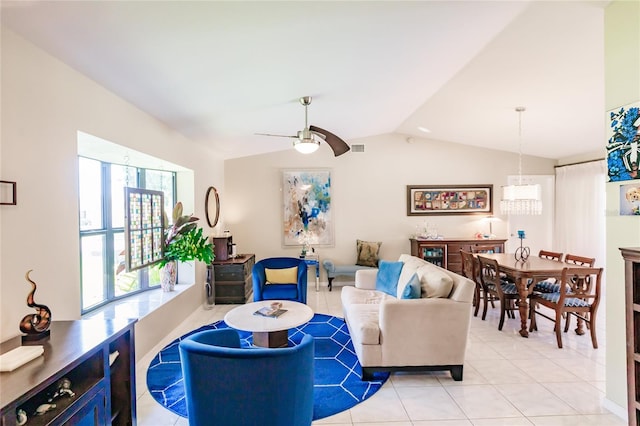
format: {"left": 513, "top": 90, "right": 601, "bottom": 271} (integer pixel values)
{"left": 603, "top": 397, "right": 627, "bottom": 421}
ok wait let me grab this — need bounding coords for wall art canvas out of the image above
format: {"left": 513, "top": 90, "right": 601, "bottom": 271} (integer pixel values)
{"left": 282, "top": 170, "right": 333, "bottom": 247}
{"left": 607, "top": 101, "right": 640, "bottom": 182}
{"left": 620, "top": 183, "right": 640, "bottom": 215}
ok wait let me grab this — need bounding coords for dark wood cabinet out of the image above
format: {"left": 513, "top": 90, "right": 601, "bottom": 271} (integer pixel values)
{"left": 621, "top": 247, "right": 640, "bottom": 425}
{"left": 213, "top": 254, "right": 255, "bottom": 304}
{"left": 0, "top": 318, "right": 136, "bottom": 426}
{"left": 410, "top": 238, "right": 506, "bottom": 274}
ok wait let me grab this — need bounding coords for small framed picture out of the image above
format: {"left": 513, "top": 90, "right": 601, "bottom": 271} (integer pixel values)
{"left": 620, "top": 182, "right": 640, "bottom": 215}
{"left": 407, "top": 184, "right": 493, "bottom": 216}
{"left": 0, "top": 180, "right": 17, "bottom": 205}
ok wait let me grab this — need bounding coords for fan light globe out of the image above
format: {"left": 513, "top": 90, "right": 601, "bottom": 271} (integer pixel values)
{"left": 294, "top": 139, "right": 320, "bottom": 154}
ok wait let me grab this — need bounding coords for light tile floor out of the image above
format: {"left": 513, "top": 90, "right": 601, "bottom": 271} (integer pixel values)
{"left": 134, "top": 284, "right": 625, "bottom": 426}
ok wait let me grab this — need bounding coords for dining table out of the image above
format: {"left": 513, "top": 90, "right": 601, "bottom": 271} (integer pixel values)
{"left": 476, "top": 253, "right": 588, "bottom": 338}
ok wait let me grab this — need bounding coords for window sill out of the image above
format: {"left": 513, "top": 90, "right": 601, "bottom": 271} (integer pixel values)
{"left": 82, "top": 283, "right": 194, "bottom": 321}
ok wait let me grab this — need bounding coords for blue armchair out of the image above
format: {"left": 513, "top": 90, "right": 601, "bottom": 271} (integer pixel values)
{"left": 253, "top": 257, "right": 308, "bottom": 304}
{"left": 179, "top": 328, "right": 314, "bottom": 426}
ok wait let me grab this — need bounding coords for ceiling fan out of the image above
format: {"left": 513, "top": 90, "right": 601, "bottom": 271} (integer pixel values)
{"left": 256, "top": 96, "right": 350, "bottom": 156}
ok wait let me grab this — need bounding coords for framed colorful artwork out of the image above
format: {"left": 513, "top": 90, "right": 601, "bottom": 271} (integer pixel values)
{"left": 282, "top": 169, "right": 333, "bottom": 247}
{"left": 407, "top": 184, "right": 493, "bottom": 216}
{"left": 620, "top": 183, "right": 640, "bottom": 215}
{"left": 607, "top": 101, "right": 640, "bottom": 182}
{"left": 124, "top": 187, "right": 165, "bottom": 271}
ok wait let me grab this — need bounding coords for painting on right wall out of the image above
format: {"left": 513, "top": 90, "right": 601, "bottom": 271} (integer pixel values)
{"left": 620, "top": 182, "right": 640, "bottom": 215}
{"left": 607, "top": 101, "right": 640, "bottom": 182}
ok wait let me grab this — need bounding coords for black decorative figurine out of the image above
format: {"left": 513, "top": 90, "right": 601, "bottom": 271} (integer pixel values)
{"left": 19, "top": 270, "right": 52, "bottom": 342}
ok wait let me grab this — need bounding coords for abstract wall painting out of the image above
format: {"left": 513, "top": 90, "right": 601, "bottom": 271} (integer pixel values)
{"left": 607, "top": 101, "right": 640, "bottom": 182}
{"left": 282, "top": 169, "right": 333, "bottom": 247}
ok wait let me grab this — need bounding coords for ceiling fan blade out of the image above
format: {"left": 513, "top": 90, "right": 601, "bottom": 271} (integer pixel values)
{"left": 255, "top": 133, "right": 298, "bottom": 139}
{"left": 309, "top": 125, "right": 350, "bottom": 156}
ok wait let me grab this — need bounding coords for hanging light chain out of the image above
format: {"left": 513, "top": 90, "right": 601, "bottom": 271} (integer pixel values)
{"left": 516, "top": 106, "right": 525, "bottom": 185}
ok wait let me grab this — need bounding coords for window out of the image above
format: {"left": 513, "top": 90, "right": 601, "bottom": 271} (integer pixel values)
{"left": 79, "top": 156, "right": 176, "bottom": 312}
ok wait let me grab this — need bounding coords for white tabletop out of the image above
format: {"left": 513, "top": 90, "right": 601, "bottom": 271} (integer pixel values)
{"left": 224, "top": 300, "right": 314, "bottom": 333}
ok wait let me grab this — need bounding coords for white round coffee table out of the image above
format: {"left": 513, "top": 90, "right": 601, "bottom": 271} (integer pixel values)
{"left": 224, "top": 300, "right": 314, "bottom": 348}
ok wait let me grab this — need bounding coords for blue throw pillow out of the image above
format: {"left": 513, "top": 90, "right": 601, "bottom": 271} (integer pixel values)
{"left": 375, "top": 260, "right": 404, "bottom": 296}
{"left": 401, "top": 273, "right": 422, "bottom": 299}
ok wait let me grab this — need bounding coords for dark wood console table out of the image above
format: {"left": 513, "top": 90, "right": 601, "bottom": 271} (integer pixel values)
{"left": 213, "top": 254, "right": 255, "bottom": 304}
{"left": 0, "top": 318, "right": 137, "bottom": 426}
{"left": 410, "top": 238, "right": 506, "bottom": 274}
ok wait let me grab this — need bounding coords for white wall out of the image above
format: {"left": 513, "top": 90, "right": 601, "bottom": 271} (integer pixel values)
{"left": 224, "top": 133, "right": 556, "bottom": 275}
{"left": 604, "top": 0, "right": 640, "bottom": 414}
{"left": 0, "top": 27, "right": 225, "bottom": 348}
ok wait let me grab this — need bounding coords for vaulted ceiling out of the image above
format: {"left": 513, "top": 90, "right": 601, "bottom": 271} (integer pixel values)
{"left": 1, "top": 1, "right": 607, "bottom": 160}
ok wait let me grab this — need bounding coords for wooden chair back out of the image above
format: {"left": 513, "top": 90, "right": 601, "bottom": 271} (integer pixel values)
{"left": 460, "top": 250, "right": 476, "bottom": 281}
{"left": 538, "top": 250, "right": 563, "bottom": 262}
{"left": 565, "top": 254, "right": 595, "bottom": 267}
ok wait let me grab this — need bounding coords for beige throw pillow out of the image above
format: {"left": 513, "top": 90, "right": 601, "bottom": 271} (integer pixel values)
{"left": 265, "top": 266, "right": 298, "bottom": 284}
{"left": 416, "top": 264, "right": 454, "bottom": 298}
{"left": 356, "top": 240, "right": 382, "bottom": 267}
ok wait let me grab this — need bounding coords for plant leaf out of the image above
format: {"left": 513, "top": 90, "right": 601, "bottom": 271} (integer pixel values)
{"left": 172, "top": 202, "right": 183, "bottom": 223}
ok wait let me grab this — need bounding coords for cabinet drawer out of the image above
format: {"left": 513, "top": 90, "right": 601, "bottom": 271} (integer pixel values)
{"left": 214, "top": 266, "right": 246, "bottom": 281}
{"left": 447, "top": 244, "right": 471, "bottom": 253}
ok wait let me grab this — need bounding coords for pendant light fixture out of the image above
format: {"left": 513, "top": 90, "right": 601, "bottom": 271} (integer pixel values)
{"left": 500, "top": 107, "right": 542, "bottom": 215}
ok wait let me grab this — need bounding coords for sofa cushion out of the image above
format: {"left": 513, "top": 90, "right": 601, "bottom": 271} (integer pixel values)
{"left": 375, "top": 260, "right": 403, "bottom": 296}
{"left": 344, "top": 303, "right": 380, "bottom": 345}
{"left": 401, "top": 273, "right": 422, "bottom": 299}
{"left": 341, "top": 285, "right": 389, "bottom": 305}
{"left": 265, "top": 266, "right": 298, "bottom": 284}
{"left": 417, "top": 264, "right": 454, "bottom": 298}
{"left": 356, "top": 239, "right": 382, "bottom": 267}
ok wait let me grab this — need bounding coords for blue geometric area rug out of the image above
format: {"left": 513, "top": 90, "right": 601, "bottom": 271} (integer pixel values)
{"left": 146, "top": 313, "right": 389, "bottom": 421}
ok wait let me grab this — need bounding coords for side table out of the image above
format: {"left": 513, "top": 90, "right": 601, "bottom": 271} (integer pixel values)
{"left": 301, "top": 255, "right": 320, "bottom": 292}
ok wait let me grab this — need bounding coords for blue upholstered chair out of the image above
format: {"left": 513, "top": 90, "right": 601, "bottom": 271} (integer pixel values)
{"left": 179, "top": 328, "right": 315, "bottom": 426}
{"left": 253, "top": 257, "right": 308, "bottom": 304}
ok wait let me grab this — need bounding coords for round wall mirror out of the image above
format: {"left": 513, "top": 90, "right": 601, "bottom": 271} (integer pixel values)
{"left": 205, "top": 186, "right": 220, "bottom": 228}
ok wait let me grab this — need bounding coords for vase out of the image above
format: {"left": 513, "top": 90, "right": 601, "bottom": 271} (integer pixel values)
{"left": 204, "top": 264, "right": 215, "bottom": 309}
{"left": 160, "top": 261, "right": 177, "bottom": 292}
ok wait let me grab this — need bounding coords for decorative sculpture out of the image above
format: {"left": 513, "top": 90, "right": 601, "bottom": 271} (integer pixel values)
{"left": 34, "top": 403, "right": 56, "bottom": 416}
{"left": 19, "top": 270, "right": 52, "bottom": 341}
{"left": 514, "top": 230, "right": 530, "bottom": 262}
{"left": 16, "top": 408, "right": 27, "bottom": 425}
{"left": 48, "top": 378, "right": 75, "bottom": 402}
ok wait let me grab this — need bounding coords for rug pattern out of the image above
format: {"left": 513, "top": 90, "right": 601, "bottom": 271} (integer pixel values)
{"left": 146, "top": 313, "right": 388, "bottom": 420}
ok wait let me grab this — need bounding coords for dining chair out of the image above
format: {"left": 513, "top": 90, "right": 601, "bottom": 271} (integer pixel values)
{"left": 461, "top": 250, "right": 491, "bottom": 317}
{"left": 530, "top": 253, "right": 596, "bottom": 333}
{"left": 530, "top": 250, "right": 564, "bottom": 293}
{"left": 528, "top": 267, "right": 602, "bottom": 348}
{"left": 563, "top": 254, "right": 596, "bottom": 333}
{"left": 477, "top": 256, "right": 519, "bottom": 330}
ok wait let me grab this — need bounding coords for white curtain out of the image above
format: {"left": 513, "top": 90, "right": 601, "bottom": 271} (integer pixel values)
{"left": 554, "top": 160, "right": 606, "bottom": 267}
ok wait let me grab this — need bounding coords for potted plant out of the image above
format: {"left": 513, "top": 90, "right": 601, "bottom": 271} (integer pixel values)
{"left": 159, "top": 202, "right": 215, "bottom": 291}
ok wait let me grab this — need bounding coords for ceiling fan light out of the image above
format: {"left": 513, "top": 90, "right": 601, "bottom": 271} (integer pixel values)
{"left": 293, "top": 138, "right": 320, "bottom": 154}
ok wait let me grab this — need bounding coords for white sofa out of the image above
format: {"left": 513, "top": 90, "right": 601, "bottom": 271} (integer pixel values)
{"left": 341, "top": 254, "right": 475, "bottom": 381}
